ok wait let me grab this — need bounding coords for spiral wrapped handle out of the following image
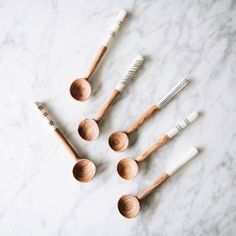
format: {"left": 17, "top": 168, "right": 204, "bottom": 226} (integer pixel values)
{"left": 35, "top": 102, "right": 57, "bottom": 130}
{"left": 115, "top": 55, "right": 144, "bottom": 92}
{"left": 103, "top": 10, "right": 127, "bottom": 47}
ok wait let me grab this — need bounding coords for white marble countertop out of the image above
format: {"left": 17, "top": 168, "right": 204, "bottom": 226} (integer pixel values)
{"left": 1, "top": 0, "right": 236, "bottom": 235}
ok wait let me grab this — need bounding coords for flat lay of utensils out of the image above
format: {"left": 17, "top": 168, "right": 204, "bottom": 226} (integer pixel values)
{"left": 35, "top": 102, "right": 96, "bottom": 183}
{"left": 70, "top": 10, "right": 127, "bottom": 101}
{"left": 117, "top": 111, "right": 199, "bottom": 180}
{"left": 109, "top": 78, "right": 189, "bottom": 152}
{"left": 78, "top": 55, "right": 144, "bottom": 141}
{"left": 118, "top": 147, "right": 199, "bottom": 218}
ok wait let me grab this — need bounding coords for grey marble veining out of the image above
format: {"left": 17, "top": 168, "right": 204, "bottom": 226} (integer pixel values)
{"left": 0, "top": 0, "right": 236, "bottom": 235}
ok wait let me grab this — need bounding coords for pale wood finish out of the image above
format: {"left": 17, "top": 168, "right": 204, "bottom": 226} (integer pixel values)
{"left": 117, "top": 158, "right": 139, "bottom": 180}
{"left": 137, "top": 172, "right": 169, "bottom": 200}
{"left": 94, "top": 89, "right": 120, "bottom": 122}
{"left": 126, "top": 104, "right": 159, "bottom": 134}
{"left": 135, "top": 135, "right": 170, "bottom": 162}
{"left": 108, "top": 131, "right": 129, "bottom": 152}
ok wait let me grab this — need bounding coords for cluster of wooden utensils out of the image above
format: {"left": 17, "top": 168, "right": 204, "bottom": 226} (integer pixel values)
{"left": 35, "top": 10, "right": 201, "bottom": 219}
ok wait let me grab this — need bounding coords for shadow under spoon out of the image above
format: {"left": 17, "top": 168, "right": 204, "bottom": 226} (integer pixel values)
{"left": 35, "top": 102, "right": 96, "bottom": 183}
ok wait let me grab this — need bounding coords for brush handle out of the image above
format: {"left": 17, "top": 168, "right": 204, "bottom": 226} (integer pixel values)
{"left": 103, "top": 10, "right": 127, "bottom": 47}
{"left": 156, "top": 78, "right": 189, "bottom": 108}
{"left": 115, "top": 55, "right": 144, "bottom": 92}
{"left": 135, "top": 135, "right": 170, "bottom": 162}
{"left": 94, "top": 89, "right": 120, "bottom": 122}
{"left": 166, "top": 112, "right": 199, "bottom": 138}
{"left": 35, "top": 102, "right": 79, "bottom": 161}
{"left": 166, "top": 148, "right": 199, "bottom": 176}
{"left": 137, "top": 173, "right": 169, "bottom": 200}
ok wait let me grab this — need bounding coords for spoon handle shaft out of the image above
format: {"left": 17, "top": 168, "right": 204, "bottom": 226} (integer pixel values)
{"left": 135, "top": 135, "right": 170, "bottom": 162}
{"left": 126, "top": 105, "right": 159, "bottom": 134}
{"left": 103, "top": 10, "right": 127, "bottom": 47}
{"left": 137, "top": 173, "right": 169, "bottom": 200}
{"left": 86, "top": 46, "right": 107, "bottom": 79}
{"left": 35, "top": 102, "right": 79, "bottom": 161}
{"left": 94, "top": 89, "right": 120, "bottom": 122}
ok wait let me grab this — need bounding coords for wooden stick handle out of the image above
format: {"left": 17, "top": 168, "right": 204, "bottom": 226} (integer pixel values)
{"left": 86, "top": 46, "right": 107, "bottom": 79}
{"left": 126, "top": 105, "right": 159, "bottom": 134}
{"left": 35, "top": 102, "right": 80, "bottom": 161}
{"left": 94, "top": 89, "right": 120, "bottom": 122}
{"left": 135, "top": 135, "right": 170, "bottom": 162}
{"left": 103, "top": 10, "right": 127, "bottom": 47}
{"left": 137, "top": 173, "right": 169, "bottom": 200}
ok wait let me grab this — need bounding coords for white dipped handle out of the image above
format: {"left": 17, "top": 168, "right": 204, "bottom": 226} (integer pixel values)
{"left": 166, "top": 112, "right": 199, "bottom": 138}
{"left": 115, "top": 55, "right": 144, "bottom": 92}
{"left": 166, "top": 148, "right": 199, "bottom": 176}
{"left": 103, "top": 10, "right": 127, "bottom": 47}
{"left": 35, "top": 102, "right": 57, "bottom": 130}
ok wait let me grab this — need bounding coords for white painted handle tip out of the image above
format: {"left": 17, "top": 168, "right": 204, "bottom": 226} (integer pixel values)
{"left": 166, "top": 147, "right": 199, "bottom": 176}
{"left": 118, "top": 10, "right": 127, "bottom": 22}
{"left": 187, "top": 111, "right": 199, "bottom": 123}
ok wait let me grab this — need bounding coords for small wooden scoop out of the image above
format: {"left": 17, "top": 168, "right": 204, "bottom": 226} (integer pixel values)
{"left": 109, "top": 78, "right": 189, "bottom": 152}
{"left": 118, "top": 148, "right": 199, "bottom": 218}
{"left": 70, "top": 10, "right": 127, "bottom": 101}
{"left": 117, "top": 112, "right": 199, "bottom": 180}
{"left": 35, "top": 102, "right": 96, "bottom": 183}
{"left": 78, "top": 55, "right": 144, "bottom": 141}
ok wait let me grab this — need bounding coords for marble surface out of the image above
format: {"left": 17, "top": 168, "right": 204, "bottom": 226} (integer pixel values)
{"left": 1, "top": 0, "right": 236, "bottom": 235}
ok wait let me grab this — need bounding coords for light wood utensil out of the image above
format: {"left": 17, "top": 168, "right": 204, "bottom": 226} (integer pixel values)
{"left": 117, "top": 111, "right": 199, "bottom": 180}
{"left": 78, "top": 55, "right": 144, "bottom": 141}
{"left": 109, "top": 78, "right": 189, "bottom": 152}
{"left": 70, "top": 10, "right": 127, "bottom": 101}
{"left": 118, "top": 147, "right": 199, "bottom": 218}
{"left": 35, "top": 102, "right": 96, "bottom": 183}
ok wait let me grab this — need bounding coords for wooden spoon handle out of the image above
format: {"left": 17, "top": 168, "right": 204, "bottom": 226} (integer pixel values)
{"left": 35, "top": 102, "right": 79, "bottom": 161}
{"left": 86, "top": 46, "right": 107, "bottom": 79}
{"left": 126, "top": 105, "right": 159, "bottom": 134}
{"left": 94, "top": 89, "right": 120, "bottom": 122}
{"left": 137, "top": 173, "right": 169, "bottom": 200}
{"left": 135, "top": 135, "right": 170, "bottom": 162}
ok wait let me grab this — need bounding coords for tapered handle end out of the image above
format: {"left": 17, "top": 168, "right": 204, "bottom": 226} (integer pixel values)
{"left": 166, "top": 147, "right": 199, "bottom": 176}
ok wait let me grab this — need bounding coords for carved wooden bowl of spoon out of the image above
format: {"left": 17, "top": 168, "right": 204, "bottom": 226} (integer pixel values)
{"left": 78, "top": 55, "right": 144, "bottom": 141}
{"left": 35, "top": 102, "right": 96, "bottom": 183}
{"left": 118, "top": 148, "right": 199, "bottom": 218}
{"left": 109, "top": 78, "right": 189, "bottom": 152}
{"left": 70, "top": 10, "right": 127, "bottom": 101}
{"left": 117, "top": 111, "right": 199, "bottom": 180}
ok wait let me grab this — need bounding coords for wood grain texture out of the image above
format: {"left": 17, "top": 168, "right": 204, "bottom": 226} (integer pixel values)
{"left": 117, "top": 158, "right": 139, "bottom": 180}
{"left": 126, "top": 104, "right": 159, "bottom": 134}
{"left": 137, "top": 172, "right": 169, "bottom": 200}
{"left": 135, "top": 135, "right": 170, "bottom": 162}
{"left": 94, "top": 89, "right": 120, "bottom": 122}
{"left": 108, "top": 131, "right": 129, "bottom": 152}
{"left": 86, "top": 46, "right": 107, "bottom": 79}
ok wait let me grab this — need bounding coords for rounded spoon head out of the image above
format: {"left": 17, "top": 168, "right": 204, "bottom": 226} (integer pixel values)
{"left": 78, "top": 118, "right": 99, "bottom": 141}
{"left": 70, "top": 78, "right": 91, "bottom": 101}
{"left": 118, "top": 194, "right": 140, "bottom": 218}
{"left": 72, "top": 159, "right": 96, "bottom": 182}
{"left": 117, "top": 158, "right": 139, "bottom": 180}
{"left": 108, "top": 131, "right": 129, "bottom": 152}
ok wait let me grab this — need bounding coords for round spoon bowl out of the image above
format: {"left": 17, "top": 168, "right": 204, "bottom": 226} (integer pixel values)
{"left": 118, "top": 194, "right": 140, "bottom": 218}
{"left": 117, "top": 158, "right": 138, "bottom": 180}
{"left": 78, "top": 118, "right": 99, "bottom": 141}
{"left": 108, "top": 131, "right": 129, "bottom": 152}
{"left": 72, "top": 159, "right": 96, "bottom": 182}
{"left": 70, "top": 78, "right": 91, "bottom": 101}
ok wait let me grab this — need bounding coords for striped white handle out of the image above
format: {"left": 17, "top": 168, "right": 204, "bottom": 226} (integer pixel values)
{"left": 115, "top": 55, "right": 144, "bottom": 92}
{"left": 166, "top": 112, "right": 199, "bottom": 138}
{"left": 103, "top": 10, "right": 127, "bottom": 47}
{"left": 35, "top": 102, "right": 57, "bottom": 130}
{"left": 166, "top": 148, "right": 199, "bottom": 176}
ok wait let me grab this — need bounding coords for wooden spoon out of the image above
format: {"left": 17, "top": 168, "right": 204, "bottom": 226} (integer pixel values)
{"left": 70, "top": 10, "right": 127, "bottom": 101}
{"left": 78, "top": 55, "right": 144, "bottom": 141}
{"left": 118, "top": 147, "right": 199, "bottom": 218}
{"left": 109, "top": 78, "right": 189, "bottom": 152}
{"left": 35, "top": 102, "right": 96, "bottom": 183}
{"left": 117, "top": 111, "right": 199, "bottom": 180}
